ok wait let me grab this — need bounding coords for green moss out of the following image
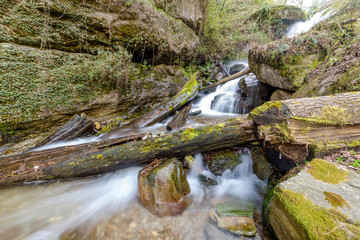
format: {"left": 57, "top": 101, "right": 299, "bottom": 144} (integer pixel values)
{"left": 249, "top": 101, "right": 283, "bottom": 118}
{"left": 309, "top": 139, "right": 360, "bottom": 156}
{"left": 307, "top": 158, "right": 349, "bottom": 184}
{"left": 293, "top": 105, "right": 352, "bottom": 126}
{"left": 275, "top": 188, "right": 360, "bottom": 240}
{"left": 324, "top": 192, "right": 350, "bottom": 209}
{"left": 215, "top": 200, "right": 254, "bottom": 218}
{"left": 181, "top": 128, "right": 199, "bottom": 141}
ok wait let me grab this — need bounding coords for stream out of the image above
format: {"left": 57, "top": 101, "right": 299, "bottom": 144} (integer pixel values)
{"left": 0, "top": 60, "right": 271, "bottom": 240}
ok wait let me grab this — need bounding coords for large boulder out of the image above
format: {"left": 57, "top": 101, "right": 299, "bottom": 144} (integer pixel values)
{"left": 0, "top": 0, "right": 200, "bottom": 64}
{"left": 138, "top": 158, "right": 191, "bottom": 217}
{"left": 264, "top": 159, "right": 360, "bottom": 240}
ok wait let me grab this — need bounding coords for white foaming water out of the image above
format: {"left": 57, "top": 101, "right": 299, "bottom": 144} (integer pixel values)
{"left": 32, "top": 136, "right": 101, "bottom": 151}
{"left": 187, "top": 149, "right": 267, "bottom": 206}
{"left": 287, "top": 8, "right": 334, "bottom": 37}
{"left": 0, "top": 167, "right": 141, "bottom": 240}
{"left": 192, "top": 60, "right": 259, "bottom": 115}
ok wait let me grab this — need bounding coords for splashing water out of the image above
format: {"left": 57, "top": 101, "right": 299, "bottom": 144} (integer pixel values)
{"left": 287, "top": 8, "right": 334, "bottom": 37}
{"left": 0, "top": 167, "right": 141, "bottom": 240}
{"left": 187, "top": 149, "right": 267, "bottom": 206}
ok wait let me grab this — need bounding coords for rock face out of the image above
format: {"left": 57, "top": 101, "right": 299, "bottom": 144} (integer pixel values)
{"left": 0, "top": 0, "right": 200, "bottom": 64}
{"left": 210, "top": 198, "right": 257, "bottom": 237}
{"left": 270, "top": 89, "right": 293, "bottom": 101}
{"left": 265, "top": 159, "right": 360, "bottom": 240}
{"left": 138, "top": 158, "right": 191, "bottom": 217}
{"left": 154, "top": 0, "right": 205, "bottom": 33}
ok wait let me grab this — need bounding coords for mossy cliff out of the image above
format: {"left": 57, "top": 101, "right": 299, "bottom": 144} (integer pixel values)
{"left": 264, "top": 159, "right": 360, "bottom": 240}
{"left": 0, "top": 0, "right": 205, "bottom": 148}
{"left": 248, "top": 0, "right": 360, "bottom": 97}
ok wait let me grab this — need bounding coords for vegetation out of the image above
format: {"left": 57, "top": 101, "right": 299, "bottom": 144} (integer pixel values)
{"left": 307, "top": 158, "right": 349, "bottom": 184}
{"left": 198, "top": 0, "right": 271, "bottom": 61}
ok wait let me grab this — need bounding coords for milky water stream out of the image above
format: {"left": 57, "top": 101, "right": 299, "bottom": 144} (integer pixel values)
{"left": 0, "top": 149, "right": 266, "bottom": 239}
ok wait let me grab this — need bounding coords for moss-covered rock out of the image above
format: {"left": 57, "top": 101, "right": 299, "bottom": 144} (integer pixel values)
{"left": 206, "top": 150, "right": 242, "bottom": 176}
{"left": 0, "top": 0, "right": 200, "bottom": 64}
{"left": 138, "top": 158, "right": 191, "bottom": 217}
{"left": 249, "top": 7, "right": 360, "bottom": 97}
{"left": 210, "top": 198, "right": 257, "bottom": 237}
{"left": 251, "top": 146, "right": 275, "bottom": 181}
{"left": 264, "top": 159, "right": 360, "bottom": 240}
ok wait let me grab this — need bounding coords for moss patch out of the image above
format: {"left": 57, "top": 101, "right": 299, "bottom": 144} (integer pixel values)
{"left": 275, "top": 188, "right": 360, "bottom": 240}
{"left": 324, "top": 191, "right": 350, "bottom": 209}
{"left": 307, "top": 158, "right": 349, "bottom": 184}
{"left": 249, "top": 101, "right": 283, "bottom": 118}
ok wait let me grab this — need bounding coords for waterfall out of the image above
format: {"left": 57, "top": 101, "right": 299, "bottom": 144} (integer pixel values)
{"left": 286, "top": 8, "right": 334, "bottom": 37}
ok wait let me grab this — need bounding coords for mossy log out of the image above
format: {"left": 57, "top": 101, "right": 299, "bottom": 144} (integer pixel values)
{"left": 119, "top": 75, "right": 199, "bottom": 129}
{"left": 249, "top": 92, "right": 360, "bottom": 171}
{"left": 201, "top": 68, "right": 251, "bottom": 91}
{"left": 0, "top": 119, "right": 255, "bottom": 184}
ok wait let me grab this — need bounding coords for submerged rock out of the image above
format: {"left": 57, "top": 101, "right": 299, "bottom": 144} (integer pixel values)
{"left": 138, "top": 158, "right": 191, "bottom": 217}
{"left": 210, "top": 198, "right": 257, "bottom": 237}
{"left": 265, "top": 158, "right": 360, "bottom": 240}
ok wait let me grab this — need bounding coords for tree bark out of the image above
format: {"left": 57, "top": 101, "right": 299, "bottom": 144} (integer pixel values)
{"left": 201, "top": 68, "right": 251, "bottom": 91}
{"left": 249, "top": 92, "right": 360, "bottom": 171}
{"left": 31, "top": 114, "right": 94, "bottom": 149}
{"left": 166, "top": 102, "right": 192, "bottom": 131}
{"left": 0, "top": 119, "right": 255, "bottom": 184}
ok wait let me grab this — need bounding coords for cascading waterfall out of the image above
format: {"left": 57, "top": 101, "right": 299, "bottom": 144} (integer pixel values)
{"left": 286, "top": 8, "right": 334, "bottom": 37}
{"left": 192, "top": 60, "right": 265, "bottom": 115}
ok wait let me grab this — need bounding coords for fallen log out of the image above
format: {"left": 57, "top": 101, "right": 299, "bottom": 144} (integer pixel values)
{"left": 31, "top": 114, "right": 94, "bottom": 149}
{"left": 201, "top": 68, "right": 251, "bottom": 91}
{"left": 120, "top": 73, "right": 199, "bottom": 129}
{"left": 249, "top": 92, "right": 360, "bottom": 171}
{"left": 166, "top": 102, "right": 192, "bottom": 131}
{"left": 0, "top": 119, "right": 255, "bottom": 184}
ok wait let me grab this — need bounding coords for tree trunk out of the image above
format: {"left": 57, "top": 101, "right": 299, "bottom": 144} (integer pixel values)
{"left": 0, "top": 119, "right": 255, "bottom": 184}
{"left": 201, "top": 68, "right": 251, "bottom": 91}
{"left": 249, "top": 92, "right": 360, "bottom": 171}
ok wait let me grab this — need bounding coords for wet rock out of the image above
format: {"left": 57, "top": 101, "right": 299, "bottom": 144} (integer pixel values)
{"left": 229, "top": 63, "right": 246, "bottom": 75}
{"left": 138, "top": 158, "right": 191, "bottom": 217}
{"left": 183, "top": 155, "right": 195, "bottom": 169}
{"left": 251, "top": 146, "right": 275, "bottom": 181}
{"left": 206, "top": 150, "right": 242, "bottom": 176}
{"left": 210, "top": 198, "right": 257, "bottom": 237}
{"left": 198, "top": 174, "right": 218, "bottom": 186}
{"left": 265, "top": 159, "right": 360, "bottom": 240}
{"left": 270, "top": 89, "right": 293, "bottom": 101}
